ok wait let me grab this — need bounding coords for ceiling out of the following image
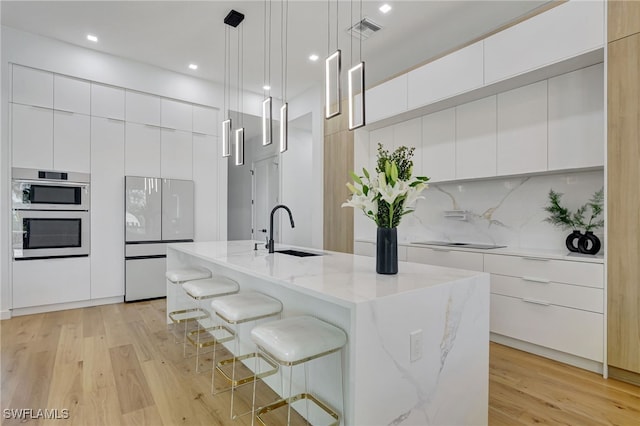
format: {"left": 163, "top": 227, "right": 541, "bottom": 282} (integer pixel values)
{"left": 1, "top": 0, "right": 550, "bottom": 100}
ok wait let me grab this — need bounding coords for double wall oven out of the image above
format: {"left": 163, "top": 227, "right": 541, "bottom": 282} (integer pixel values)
{"left": 12, "top": 168, "right": 90, "bottom": 260}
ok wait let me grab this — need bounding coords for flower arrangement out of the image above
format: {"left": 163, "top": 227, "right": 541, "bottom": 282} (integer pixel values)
{"left": 544, "top": 188, "right": 604, "bottom": 232}
{"left": 342, "top": 143, "right": 429, "bottom": 228}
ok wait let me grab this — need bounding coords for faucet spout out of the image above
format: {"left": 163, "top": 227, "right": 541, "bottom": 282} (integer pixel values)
{"left": 268, "top": 204, "right": 295, "bottom": 253}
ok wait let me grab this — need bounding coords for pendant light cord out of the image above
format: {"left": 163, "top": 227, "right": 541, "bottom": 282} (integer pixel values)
{"left": 281, "top": 0, "right": 288, "bottom": 103}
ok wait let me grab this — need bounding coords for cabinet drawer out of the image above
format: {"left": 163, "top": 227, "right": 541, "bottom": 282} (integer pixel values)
{"left": 490, "top": 274, "right": 603, "bottom": 313}
{"left": 407, "top": 246, "right": 483, "bottom": 272}
{"left": 490, "top": 294, "right": 603, "bottom": 362}
{"left": 484, "top": 254, "right": 603, "bottom": 288}
{"left": 354, "top": 241, "right": 375, "bottom": 257}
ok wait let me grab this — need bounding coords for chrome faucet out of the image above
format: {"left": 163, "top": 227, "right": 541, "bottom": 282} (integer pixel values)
{"left": 267, "top": 204, "right": 295, "bottom": 253}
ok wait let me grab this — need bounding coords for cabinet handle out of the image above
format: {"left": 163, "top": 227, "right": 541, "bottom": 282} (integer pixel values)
{"left": 30, "top": 105, "right": 51, "bottom": 112}
{"left": 144, "top": 124, "right": 161, "bottom": 129}
{"left": 107, "top": 117, "right": 124, "bottom": 123}
{"left": 55, "top": 109, "right": 75, "bottom": 115}
{"left": 522, "top": 276, "right": 550, "bottom": 284}
{"left": 522, "top": 257, "right": 549, "bottom": 262}
{"left": 161, "top": 126, "right": 177, "bottom": 131}
{"left": 192, "top": 131, "right": 208, "bottom": 136}
{"left": 432, "top": 248, "right": 451, "bottom": 253}
{"left": 522, "top": 298, "right": 550, "bottom": 306}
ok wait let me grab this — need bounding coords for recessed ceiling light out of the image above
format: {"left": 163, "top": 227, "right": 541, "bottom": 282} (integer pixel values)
{"left": 87, "top": 34, "right": 98, "bottom": 42}
{"left": 263, "top": 85, "right": 271, "bottom": 91}
{"left": 309, "top": 54, "right": 319, "bottom": 62}
{"left": 188, "top": 64, "right": 198, "bottom": 70}
{"left": 379, "top": 4, "right": 392, "bottom": 14}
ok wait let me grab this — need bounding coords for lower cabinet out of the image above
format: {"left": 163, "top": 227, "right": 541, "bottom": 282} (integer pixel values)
{"left": 406, "top": 246, "right": 484, "bottom": 271}
{"left": 125, "top": 257, "right": 166, "bottom": 302}
{"left": 12, "top": 257, "right": 90, "bottom": 308}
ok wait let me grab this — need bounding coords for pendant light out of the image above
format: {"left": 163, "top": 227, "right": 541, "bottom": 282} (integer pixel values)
{"left": 325, "top": 0, "right": 341, "bottom": 119}
{"left": 222, "top": 9, "right": 246, "bottom": 166}
{"left": 262, "top": 0, "right": 273, "bottom": 146}
{"left": 280, "top": 0, "right": 289, "bottom": 153}
{"left": 348, "top": 0, "right": 365, "bottom": 130}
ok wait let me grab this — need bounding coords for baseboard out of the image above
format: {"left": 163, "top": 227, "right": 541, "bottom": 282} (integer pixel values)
{"left": 490, "top": 333, "right": 604, "bottom": 375}
{"left": 9, "top": 296, "right": 124, "bottom": 317}
{"left": 0, "top": 310, "right": 12, "bottom": 320}
{"left": 608, "top": 366, "right": 640, "bottom": 386}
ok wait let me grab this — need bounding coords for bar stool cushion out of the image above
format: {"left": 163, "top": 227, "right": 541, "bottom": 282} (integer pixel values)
{"left": 211, "top": 292, "right": 282, "bottom": 323}
{"left": 166, "top": 267, "right": 211, "bottom": 283}
{"left": 251, "top": 316, "right": 347, "bottom": 364}
{"left": 182, "top": 276, "right": 239, "bottom": 298}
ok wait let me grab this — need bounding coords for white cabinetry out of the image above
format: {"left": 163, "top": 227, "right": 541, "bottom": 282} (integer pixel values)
{"left": 91, "top": 117, "right": 125, "bottom": 299}
{"left": 484, "top": 0, "right": 604, "bottom": 84}
{"left": 125, "top": 122, "right": 161, "bottom": 176}
{"left": 455, "top": 96, "right": 496, "bottom": 179}
{"left": 161, "top": 129, "right": 192, "bottom": 179}
{"left": 161, "top": 98, "right": 192, "bottom": 131}
{"left": 406, "top": 246, "right": 484, "bottom": 272}
{"left": 11, "top": 103, "right": 54, "bottom": 169}
{"left": 408, "top": 41, "right": 484, "bottom": 109}
{"left": 53, "top": 110, "right": 90, "bottom": 172}
{"left": 422, "top": 108, "right": 456, "bottom": 182}
{"left": 91, "top": 83, "right": 125, "bottom": 120}
{"left": 193, "top": 134, "right": 218, "bottom": 241}
{"left": 12, "top": 65, "right": 53, "bottom": 108}
{"left": 12, "top": 257, "right": 91, "bottom": 308}
{"left": 485, "top": 253, "right": 604, "bottom": 362}
{"left": 365, "top": 74, "right": 408, "bottom": 123}
{"left": 353, "top": 241, "right": 376, "bottom": 257}
{"left": 496, "top": 80, "right": 548, "bottom": 175}
{"left": 125, "top": 91, "right": 161, "bottom": 126}
{"left": 54, "top": 74, "right": 90, "bottom": 114}
{"left": 548, "top": 64, "right": 604, "bottom": 170}
{"left": 193, "top": 105, "right": 218, "bottom": 135}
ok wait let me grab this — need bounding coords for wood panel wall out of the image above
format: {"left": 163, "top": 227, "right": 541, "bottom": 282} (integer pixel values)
{"left": 607, "top": 0, "right": 640, "bottom": 382}
{"left": 323, "top": 100, "right": 354, "bottom": 253}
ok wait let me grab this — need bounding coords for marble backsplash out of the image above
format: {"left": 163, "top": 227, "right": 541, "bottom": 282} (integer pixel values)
{"left": 354, "top": 170, "right": 605, "bottom": 252}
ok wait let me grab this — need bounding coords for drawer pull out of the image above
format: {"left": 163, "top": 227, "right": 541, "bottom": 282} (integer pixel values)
{"left": 522, "top": 257, "right": 549, "bottom": 262}
{"left": 522, "top": 298, "right": 550, "bottom": 306}
{"left": 522, "top": 276, "right": 550, "bottom": 284}
{"left": 432, "top": 248, "right": 452, "bottom": 253}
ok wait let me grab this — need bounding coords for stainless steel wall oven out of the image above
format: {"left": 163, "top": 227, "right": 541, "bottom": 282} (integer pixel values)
{"left": 12, "top": 168, "right": 90, "bottom": 260}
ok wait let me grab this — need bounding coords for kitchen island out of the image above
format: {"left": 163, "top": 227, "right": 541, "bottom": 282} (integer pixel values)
{"left": 167, "top": 240, "right": 490, "bottom": 425}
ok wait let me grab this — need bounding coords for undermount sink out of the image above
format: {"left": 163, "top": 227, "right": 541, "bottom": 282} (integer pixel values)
{"left": 275, "top": 249, "right": 322, "bottom": 257}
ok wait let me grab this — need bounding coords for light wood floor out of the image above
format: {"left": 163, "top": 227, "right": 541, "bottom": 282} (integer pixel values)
{"left": 2, "top": 300, "right": 639, "bottom": 425}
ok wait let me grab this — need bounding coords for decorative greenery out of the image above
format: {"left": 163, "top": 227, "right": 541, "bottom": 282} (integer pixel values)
{"left": 342, "top": 143, "right": 430, "bottom": 228}
{"left": 544, "top": 188, "right": 604, "bottom": 232}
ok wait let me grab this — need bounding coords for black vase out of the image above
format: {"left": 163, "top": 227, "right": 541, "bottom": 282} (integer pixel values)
{"left": 578, "top": 231, "right": 601, "bottom": 255}
{"left": 565, "top": 230, "right": 582, "bottom": 253}
{"left": 376, "top": 227, "right": 398, "bottom": 275}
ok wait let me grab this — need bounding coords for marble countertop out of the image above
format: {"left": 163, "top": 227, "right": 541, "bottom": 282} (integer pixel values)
{"left": 355, "top": 239, "right": 604, "bottom": 264}
{"left": 167, "top": 240, "right": 486, "bottom": 308}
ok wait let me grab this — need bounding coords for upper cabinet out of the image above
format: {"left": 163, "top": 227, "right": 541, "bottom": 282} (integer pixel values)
{"left": 161, "top": 98, "right": 192, "bottom": 131}
{"left": 54, "top": 74, "right": 90, "bottom": 114}
{"left": 12, "top": 103, "right": 54, "bottom": 169}
{"left": 193, "top": 105, "right": 218, "bottom": 135}
{"left": 456, "top": 96, "right": 497, "bottom": 179}
{"left": 12, "top": 65, "right": 53, "bottom": 108}
{"left": 496, "top": 80, "right": 548, "bottom": 175}
{"left": 126, "top": 91, "right": 161, "bottom": 126}
{"left": 484, "top": 0, "right": 604, "bottom": 84}
{"left": 408, "top": 41, "right": 484, "bottom": 110}
{"left": 422, "top": 108, "right": 456, "bottom": 183}
{"left": 91, "top": 83, "right": 125, "bottom": 120}
{"left": 548, "top": 64, "right": 604, "bottom": 170}
{"left": 365, "top": 74, "right": 408, "bottom": 123}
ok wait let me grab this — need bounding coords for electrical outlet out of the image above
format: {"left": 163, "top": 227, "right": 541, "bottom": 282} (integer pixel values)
{"left": 410, "top": 329, "right": 423, "bottom": 362}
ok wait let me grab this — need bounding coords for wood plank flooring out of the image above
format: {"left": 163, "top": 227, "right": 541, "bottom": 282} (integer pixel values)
{"left": 2, "top": 299, "right": 639, "bottom": 425}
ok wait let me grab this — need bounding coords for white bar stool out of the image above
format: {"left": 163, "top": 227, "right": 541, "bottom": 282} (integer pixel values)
{"left": 165, "top": 267, "right": 212, "bottom": 343}
{"left": 210, "top": 291, "right": 283, "bottom": 420}
{"left": 182, "top": 276, "right": 240, "bottom": 371}
{"left": 251, "top": 316, "right": 347, "bottom": 426}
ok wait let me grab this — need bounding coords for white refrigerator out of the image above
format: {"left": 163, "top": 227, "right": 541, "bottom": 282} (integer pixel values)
{"left": 124, "top": 176, "right": 194, "bottom": 301}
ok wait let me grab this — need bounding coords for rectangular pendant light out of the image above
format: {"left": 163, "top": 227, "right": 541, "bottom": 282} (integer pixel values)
{"left": 280, "top": 103, "right": 288, "bottom": 153}
{"left": 262, "top": 97, "right": 273, "bottom": 146}
{"left": 235, "top": 127, "right": 244, "bottom": 166}
{"left": 348, "top": 62, "right": 366, "bottom": 130}
{"left": 222, "top": 119, "right": 232, "bottom": 157}
{"left": 325, "top": 50, "right": 341, "bottom": 119}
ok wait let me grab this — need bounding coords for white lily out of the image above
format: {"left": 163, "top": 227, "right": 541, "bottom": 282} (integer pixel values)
{"left": 405, "top": 183, "right": 428, "bottom": 207}
{"left": 378, "top": 173, "right": 409, "bottom": 205}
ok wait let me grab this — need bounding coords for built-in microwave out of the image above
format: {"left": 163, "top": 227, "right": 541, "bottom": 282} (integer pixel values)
{"left": 12, "top": 168, "right": 90, "bottom": 211}
{"left": 12, "top": 209, "right": 90, "bottom": 259}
